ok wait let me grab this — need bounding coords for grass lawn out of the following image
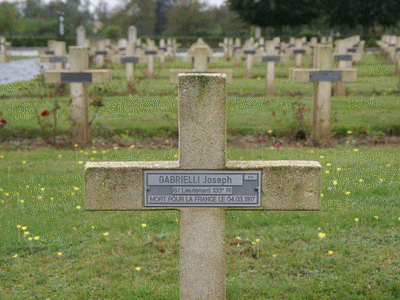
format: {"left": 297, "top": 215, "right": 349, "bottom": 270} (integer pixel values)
{"left": 0, "top": 147, "right": 399, "bottom": 299}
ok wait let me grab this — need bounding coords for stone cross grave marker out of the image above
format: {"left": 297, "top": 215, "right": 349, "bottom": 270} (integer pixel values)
{"left": 333, "top": 39, "right": 358, "bottom": 96}
{"left": 293, "top": 38, "right": 306, "bottom": 68}
{"left": 263, "top": 41, "right": 281, "bottom": 96}
{"left": 0, "top": 37, "right": 10, "bottom": 63}
{"left": 121, "top": 42, "right": 138, "bottom": 92}
{"left": 170, "top": 46, "right": 232, "bottom": 84}
{"left": 290, "top": 45, "right": 357, "bottom": 144}
{"left": 45, "top": 47, "right": 112, "bottom": 147}
{"left": 76, "top": 26, "right": 86, "bottom": 47}
{"left": 95, "top": 39, "right": 111, "bottom": 67}
{"left": 144, "top": 42, "right": 158, "bottom": 79}
{"left": 394, "top": 37, "right": 400, "bottom": 76}
{"left": 158, "top": 38, "right": 166, "bottom": 66}
{"left": 40, "top": 41, "right": 68, "bottom": 71}
{"left": 128, "top": 26, "right": 137, "bottom": 44}
{"left": 234, "top": 38, "right": 242, "bottom": 67}
{"left": 85, "top": 73, "right": 321, "bottom": 300}
{"left": 244, "top": 47, "right": 256, "bottom": 78}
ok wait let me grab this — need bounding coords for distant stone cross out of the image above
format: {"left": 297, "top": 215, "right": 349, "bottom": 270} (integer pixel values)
{"left": 85, "top": 73, "right": 321, "bottom": 299}
{"left": 263, "top": 41, "right": 281, "bottom": 96}
{"left": 0, "top": 36, "right": 10, "bottom": 63}
{"left": 170, "top": 47, "right": 232, "bottom": 84}
{"left": 40, "top": 41, "right": 68, "bottom": 71}
{"left": 121, "top": 42, "right": 138, "bottom": 92}
{"left": 290, "top": 45, "right": 357, "bottom": 144}
{"left": 293, "top": 38, "right": 306, "bottom": 68}
{"left": 45, "top": 47, "right": 111, "bottom": 147}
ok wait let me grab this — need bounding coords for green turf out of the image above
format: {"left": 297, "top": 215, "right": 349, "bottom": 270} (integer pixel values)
{"left": 0, "top": 147, "right": 399, "bottom": 299}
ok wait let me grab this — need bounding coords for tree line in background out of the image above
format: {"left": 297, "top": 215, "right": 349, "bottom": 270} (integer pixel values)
{"left": 0, "top": 0, "right": 400, "bottom": 40}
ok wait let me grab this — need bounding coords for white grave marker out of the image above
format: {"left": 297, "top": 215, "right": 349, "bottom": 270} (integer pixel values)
{"left": 85, "top": 73, "right": 321, "bottom": 299}
{"left": 45, "top": 47, "right": 112, "bottom": 147}
{"left": 290, "top": 45, "right": 357, "bottom": 144}
{"left": 170, "top": 46, "right": 232, "bottom": 83}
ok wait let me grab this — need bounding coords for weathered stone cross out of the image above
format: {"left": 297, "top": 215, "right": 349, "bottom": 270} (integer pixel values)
{"left": 121, "top": 42, "right": 138, "bottom": 92}
{"left": 0, "top": 36, "right": 10, "bottom": 63}
{"left": 40, "top": 41, "right": 68, "bottom": 71}
{"left": 263, "top": 41, "right": 281, "bottom": 96}
{"left": 290, "top": 45, "right": 357, "bottom": 144}
{"left": 45, "top": 47, "right": 111, "bottom": 147}
{"left": 85, "top": 73, "right": 321, "bottom": 299}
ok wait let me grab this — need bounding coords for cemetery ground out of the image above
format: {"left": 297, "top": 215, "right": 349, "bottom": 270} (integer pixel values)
{"left": 0, "top": 53, "right": 399, "bottom": 298}
{"left": 0, "top": 53, "right": 399, "bottom": 150}
{"left": 0, "top": 147, "right": 399, "bottom": 299}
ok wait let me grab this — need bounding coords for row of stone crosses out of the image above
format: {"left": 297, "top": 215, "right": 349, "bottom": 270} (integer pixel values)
{"left": 23, "top": 26, "right": 365, "bottom": 149}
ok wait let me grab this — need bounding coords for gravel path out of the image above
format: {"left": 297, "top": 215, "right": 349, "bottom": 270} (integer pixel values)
{"left": 0, "top": 59, "right": 49, "bottom": 85}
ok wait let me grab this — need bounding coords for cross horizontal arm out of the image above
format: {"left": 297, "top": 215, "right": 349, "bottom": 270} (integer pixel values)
{"left": 290, "top": 68, "right": 357, "bottom": 82}
{"left": 45, "top": 69, "right": 112, "bottom": 84}
{"left": 85, "top": 160, "right": 321, "bottom": 211}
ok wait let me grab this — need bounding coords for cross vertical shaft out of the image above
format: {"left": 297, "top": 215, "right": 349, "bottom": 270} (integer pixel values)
{"left": 312, "top": 46, "right": 332, "bottom": 143}
{"left": 178, "top": 74, "right": 227, "bottom": 299}
{"left": 69, "top": 47, "right": 90, "bottom": 147}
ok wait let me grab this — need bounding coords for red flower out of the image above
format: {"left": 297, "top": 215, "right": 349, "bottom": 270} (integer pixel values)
{"left": 143, "top": 70, "right": 148, "bottom": 74}
{"left": 41, "top": 110, "right": 50, "bottom": 116}
{"left": 226, "top": 57, "right": 231, "bottom": 61}
{"left": 289, "top": 92, "right": 296, "bottom": 97}
{"left": 0, "top": 118, "right": 6, "bottom": 124}
{"left": 241, "top": 57, "right": 246, "bottom": 61}
{"left": 104, "top": 58, "right": 109, "bottom": 63}
{"left": 275, "top": 142, "right": 282, "bottom": 149}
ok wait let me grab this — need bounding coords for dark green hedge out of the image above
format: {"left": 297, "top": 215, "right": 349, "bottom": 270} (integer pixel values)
{"left": 6, "top": 36, "right": 77, "bottom": 48}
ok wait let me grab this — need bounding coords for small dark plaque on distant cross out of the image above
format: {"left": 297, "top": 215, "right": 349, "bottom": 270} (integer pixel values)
{"left": 121, "top": 57, "right": 139, "bottom": 63}
{"left": 262, "top": 56, "right": 280, "bottom": 62}
{"left": 334, "top": 55, "right": 352, "bottom": 61}
{"left": 310, "top": 71, "right": 341, "bottom": 82}
{"left": 243, "top": 50, "right": 255, "bottom": 55}
{"left": 61, "top": 72, "right": 92, "bottom": 83}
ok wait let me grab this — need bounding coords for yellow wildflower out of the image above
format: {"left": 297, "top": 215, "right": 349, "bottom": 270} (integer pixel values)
{"left": 103, "top": 232, "right": 109, "bottom": 236}
{"left": 135, "top": 267, "right": 141, "bottom": 272}
{"left": 328, "top": 251, "right": 334, "bottom": 255}
{"left": 34, "top": 236, "right": 40, "bottom": 240}
{"left": 141, "top": 223, "right": 147, "bottom": 228}
{"left": 21, "top": 226, "right": 27, "bottom": 231}
{"left": 318, "top": 232, "right": 326, "bottom": 238}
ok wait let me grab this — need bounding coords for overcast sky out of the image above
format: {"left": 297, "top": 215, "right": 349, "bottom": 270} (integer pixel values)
{"left": 101, "top": 0, "right": 226, "bottom": 10}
